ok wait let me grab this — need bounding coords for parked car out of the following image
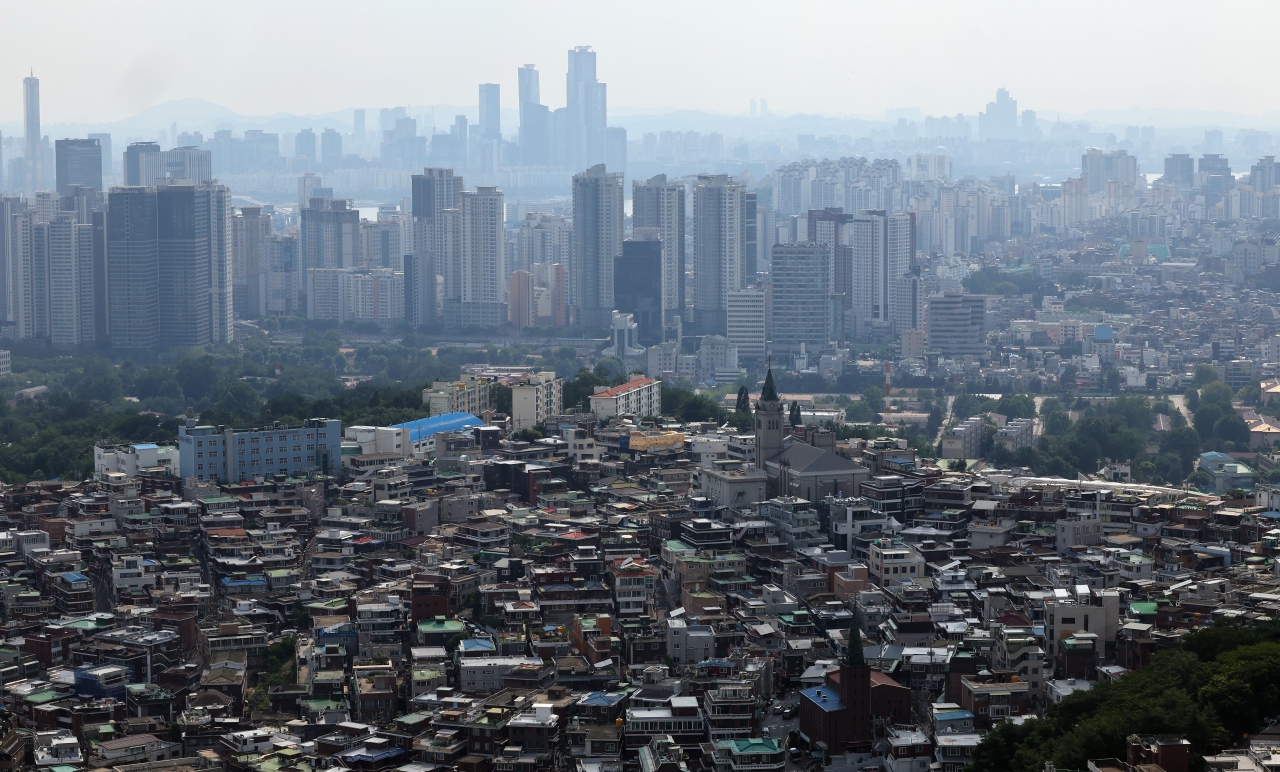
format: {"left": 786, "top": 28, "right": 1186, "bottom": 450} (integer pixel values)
{"left": 782, "top": 706, "right": 796, "bottom": 719}
{"left": 789, "top": 748, "right": 804, "bottom": 762}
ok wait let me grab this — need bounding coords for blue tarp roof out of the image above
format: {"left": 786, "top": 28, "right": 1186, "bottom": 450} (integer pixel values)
{"left": 799, "top": 685, "right": 844, "bottom": 712}
{"left": 61, "top": 573, "right": 89, "bottom": 583}
{"left": 393, "top": 412, "right": 483, "bottom": 443}
{"left": 132, "top": 443, "right": 159, "bottom": 450}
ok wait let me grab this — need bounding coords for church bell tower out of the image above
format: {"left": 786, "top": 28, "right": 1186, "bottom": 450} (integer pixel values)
{"left": 754, "top": 368, "right": 784, "bottom": 469}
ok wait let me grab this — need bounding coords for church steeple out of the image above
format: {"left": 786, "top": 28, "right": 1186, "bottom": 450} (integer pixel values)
{"left": 754, "top": 368, "right": 784, "bottom": 470}
{"left": 760, "top": 367, "right": 779, "bottom": 403}
{"left": 846, "top": 614, "right": 865, "bottom": 667}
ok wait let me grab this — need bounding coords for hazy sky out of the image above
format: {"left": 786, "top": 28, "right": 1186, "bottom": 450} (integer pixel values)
{"left": 0, "top": 0, "right": 1270, "bottom": 125}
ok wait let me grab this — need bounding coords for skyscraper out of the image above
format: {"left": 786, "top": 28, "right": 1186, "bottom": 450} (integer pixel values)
{"left": 567, "top": 47, "right": 607, "bottom": 170}
{"left": 161, "top": 147, "right": 212, "bottom": 184}
{"left": 1163, "top": 154, "right": 1195, "bottom": 189}
{"left": 518, "top": 65, "right": 551, "bottom": 166}
{"left": 615, "top": 234, "right": 662, "bottom": 346}
{"left": 46, "top": 214, "right": 95, "bottom": 346}
{"left": 295, "top": 129, "right": 317, "bottom": 164}
{"left": 156, "top": 180, "right": 214, "bottom": 346}
{"left": 300, "top": 198, "right": 360, "bottom": 274}
{"left": 410, "top": 168, "right": 464, "bottom": 325}
{"left": 846, "top": 209, "right": 915, "bottom": 336}
{"left": 107, "top": 186, "right": 160, "bottom": 349}
{"left": 978, "top": 88, "right": 1018, "bottom": 141}
{"left": 479, "top": 84, "right": 501, "bottom": 139}
{"left": 55, "top": 139, "right": 103, "bottom": 195}
{"left": 321, "top": 129, "right": 343, "bottom": 165}
{"left": 23, "top": 73, "right": 41, "bottom": 195}
{"left": 571, "top": 164, "right": 623, "bottom": 327}
{"left": 88, "top": 133, "right": 112, "bottom": 180}
{"left": 632, "top": 174, "right": 685, "bottom": 323}
{"left": 232, "top": 206, "right": 272, "bottom": 318}
{"left": 742, "top": 191, "right": 758, "bottom": 280}
{"left": 692, "top": 174, "right": 745, "bottom": 335}
{"left": 10, "top": 210, "right": 48, "bottom": 339}
{"left": 770, "top": 242, "right": 831, "bottom": 355}
{"left": 125, "top": 142, "right": 161, "bottom": 186}
{"left": 459, "top": 186, "right": 505, "bottom": 323}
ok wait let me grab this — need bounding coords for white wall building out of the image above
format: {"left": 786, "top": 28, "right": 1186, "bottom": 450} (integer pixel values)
{"left": 511, "top": 372, "right": 563, "bottom": 431}
{"left": 589, "top": 377, "right": 662, "bottom": 419}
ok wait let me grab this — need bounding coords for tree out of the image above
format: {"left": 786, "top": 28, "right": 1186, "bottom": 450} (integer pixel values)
{"left": 1194, "top": 363, "right": 1220, "bottom": 386}
{"left": 1215, "top": 414, "right": 1251, "bottom": 447}
{"left": 948, "top": 458, "right": 968, "bottom": 472}
{"left": 789, "top": 401, "right": 802, "bottom": 425}
{"left": 996, "top": 393, "right": 1036, "bottom": 419}
{"left": 1200, "top": 381, "right": 1234, "bottom": 409}
{"left": 1105, "top": 367, "right": 1121, "bottom": 394}
{"left": 1194, "top": 403, "right": 1224, "bottom": 442}
{"left": 1040, "top": 397, "right": 1065, "bottom": 416}
{"left": 492, "top": 384, "right": 513, "bottom": 414}
{"left": 1045, "top": 411, "right": 1072, "bottom": 435}
{"left": 861, "top": 386, "right": 885, "bottom": 413}
{"left": 1184, "top": 387, "right": 1200, "bottom": 411}
{"left": 736, "top": 385, "right": 750, "bottom": 413}
{"left": 1159, "top": 427, "right": 1201, "bottom": 477}
{"left": 1188, "top": 469, "right": 1213, "bottom": 490}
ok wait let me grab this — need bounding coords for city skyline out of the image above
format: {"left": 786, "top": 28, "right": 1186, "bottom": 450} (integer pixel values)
{"left": 0, "top": 1, "right": 1276, "bottom": 128}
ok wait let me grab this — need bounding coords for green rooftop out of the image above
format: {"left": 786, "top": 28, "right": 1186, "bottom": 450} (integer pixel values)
{"left": 417, "top": 619, "right": 465, "bottom": 632}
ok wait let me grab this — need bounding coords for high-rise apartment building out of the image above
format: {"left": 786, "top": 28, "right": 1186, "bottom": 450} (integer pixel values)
{"left": 692, "top": 174, "right": 745, "bottom": 335}
{"left": 567, "top": 47, "right": 607, "bottom": 170}
{"left": 479, "top": 84, "right": 501, "bottom": 139}
{"left": 403, "top": 251, "right": 435, "bottom": 329}
{"left": 570, "top": 164, "right": 623, "bottom": 327}
{"left": 1081, "top": 148, "right": 1138, "bottom": 194}
{"left": 509, "top": 270, "right": 534, "bottom": 328}
{"left": 632, "top": 174, "right": 685, "bottom": 323}
{"left": 23, "top": 73, "right": 41, "bottom": 195}
{"left": 742, "top": 191, "right": 757, "bottom": 280}
{"left": 265, "top": 235, "right": 300, "bottom": 316}
{"left": 125, "top": 142, "right": 161, "bottom": 187}
{"left": 726, "top": 288, "right": 766, "bottom": 362}
{"left": 840, "top": 209, "right": 915, "bottom": 337}
{"left": 157, "top": 180, "right": 211, "bottom": 346}
{"left": 45, "top": 214, "right": 95, "bottom": 346}
{"left": 10, "top": 210, "right": 48, "bottom": 339}
{"left": 459, "top": 186, "right": 505, "bottom": 320}
{"left": 770, "top": 242, "right": 831, "bottom": 355}
{"left": 55, "top": 139, "right": 103, "bottom": 195}
{"left": 300, "top": 197, "right": 360, "bottom": 278}
{"left": 232, "top": 207, "right": 272, "bottom": 317}
{"left": 1251, "top": 156, "right": 1278, "bottom": 193}
{"left": 515, "top": 212, "right": 571, "bottom": 275}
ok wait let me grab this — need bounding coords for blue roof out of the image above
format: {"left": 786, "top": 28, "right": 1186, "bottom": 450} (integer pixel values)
{"left": 1201, "top": 451, "right": 1232, "bottom": 460}
{"left": 1259, "top": 511, "right": 1280, "bottom": 519}
{"left": 1094, "top": 326, "right": 1113, "bottom": 341}
{"left": 935, "top": 710, "right": 975, "bottom": 720}
{"left": 221, "top": 577, "right": 267, "bottom": 587}
{"left": 338, "top": 747, "right": 406, "bottom": 763}
{"left": 697, "top": 659, "right": 736, "bottom": 669}
{"left": 800, "top": 685, "right": 844, "bottom": 712}
{"left": 132, "top": 443, "right": 159, "bottom": 450}
{"left": 580, "top": 692, "right": 625, "bottom": 706}
{"left": 61, "top": 573, "right": 89, "bottom": 583}
{"left": 393, "top": 412, "right": 483, "bottom": 443}
{"left": 460, "top": 639, "right": 495, "bottom": 652}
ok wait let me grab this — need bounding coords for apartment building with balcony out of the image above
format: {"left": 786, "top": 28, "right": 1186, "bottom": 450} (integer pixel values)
{"left": 759, "top": 497, "right": 824, "bottom": 550}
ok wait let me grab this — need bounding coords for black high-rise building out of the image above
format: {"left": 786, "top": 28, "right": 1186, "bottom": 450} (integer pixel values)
{"left": 615, "top": 237, "right": 662, "bottom": 346}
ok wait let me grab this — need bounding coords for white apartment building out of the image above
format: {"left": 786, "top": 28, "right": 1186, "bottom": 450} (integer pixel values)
{"left": 941, "top": 417, "right": 984, "bottom": 459}
{"left": 726, "top": 289, "right": 766, "bottom": 361}
{"left": 94, "top": 443, "right": 179, "bottom": 477}
{"left": 589, "top": 377, "right": 662, "bottom": 419}
{"left": 306, "top": 267, "right": 404, "bottom": 323}
{"left": 867, "top": 538, "right": 925, "bottom": 585}
{"left": 511, "top": 372, "right": 563, "bottom": 431}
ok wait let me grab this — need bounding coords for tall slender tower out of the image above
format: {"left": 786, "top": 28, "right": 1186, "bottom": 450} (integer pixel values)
{"left": 23, "top": 72, "right": 41, "bottom": 195}
{"left": 632, "top": 174, "right": 685, "bottom": 323}
{"left": 692, "top": 174, "right": 744, "bottom": 335}
{"left": 571, "top": 163, "right": 623, "bottom": 327}
{"left": 567, "top": 47, "right": 607, "bottom": 169}
{"left": 754, "top": 368, "right": 784, "bottom": 470}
